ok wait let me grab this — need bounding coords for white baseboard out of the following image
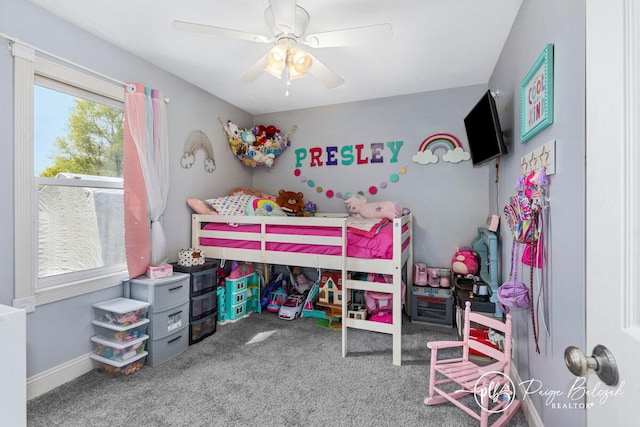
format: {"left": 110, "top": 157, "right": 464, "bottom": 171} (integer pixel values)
{"left": 27, "top": 352, "right": 94, "bottom": 400}
{"left": 511, "top": 363, "right": 544, "bottom": 427}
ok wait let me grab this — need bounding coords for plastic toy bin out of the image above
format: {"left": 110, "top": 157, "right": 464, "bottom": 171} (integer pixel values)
{"left": 190, "top": 291, "right": 217, "bottom": 320}
{"left": 171, "top": 261, "right": 218, "bottom": 296}
{"left": 91, "top": 334, "right": 149, "bottom": 362}
{"left": 91, "top": 351, "right": 147, "bottom": 377}
{"left": 190, "top": 313, "right": 217, "bottom": 344}
{"left": 93, "top": 298, "right": 150, "bottom": 326}
{"left": 91, "top": 318, "right": 150, "bottom": 344}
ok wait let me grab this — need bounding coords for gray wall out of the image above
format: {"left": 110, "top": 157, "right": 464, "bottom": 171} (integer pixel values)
{"left": 254, "top": 86, "right": 492, "bottom": 269}
{"left": 1, "top": 0, "right": 253, "bottom": 376}
{"left": 490, "top": 0, "right": 585, "bottom": 425}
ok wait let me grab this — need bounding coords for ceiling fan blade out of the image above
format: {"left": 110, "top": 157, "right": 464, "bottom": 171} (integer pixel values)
{"left": 172, "top": 20, "right": 270, "bottom": 43}
{"left": 268, "top": 0, "right": 298, "bottom": 34}
{"left": 238, "top": 54, "right": 268, "bottom": 83}
{"left": 306, "top": 52, "right": 344, "bottom": 89}
{"left": 303, "top": 23, "right": 393, "bottom": 48}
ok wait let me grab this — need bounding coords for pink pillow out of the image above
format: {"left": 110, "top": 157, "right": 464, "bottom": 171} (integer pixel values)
{"left": 187, "top": 198, "right": 217, "bottom": 215}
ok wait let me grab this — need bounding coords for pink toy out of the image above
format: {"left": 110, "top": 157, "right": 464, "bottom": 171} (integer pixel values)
{"left": 345, "top": 195, "right": 403, "bottom": 220}
{"left": 364, "top": 273, "right": 406, "bottom": 323}
{"left": 228, "top": 263, "right": 254, "bottom": 279}
{"left": 414, "top": 263, "right": 428, "bottom": 285}
{"left": 450, "top": 247, "right": 479, "bottom": 276}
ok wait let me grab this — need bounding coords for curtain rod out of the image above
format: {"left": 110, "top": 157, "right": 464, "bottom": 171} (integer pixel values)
{"left": 1, "top": 32, "right": 170, "bottom": 104}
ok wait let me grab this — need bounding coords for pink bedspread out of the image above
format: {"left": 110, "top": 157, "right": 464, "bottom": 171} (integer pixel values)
{"left": 200, "top": 221, "right": 406, "bottom": 259}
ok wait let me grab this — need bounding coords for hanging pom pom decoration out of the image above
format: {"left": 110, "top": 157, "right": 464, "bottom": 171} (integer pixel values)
{"left": 292, "top": 165, "right": 409, "bottom": 199}
{"left": 221, "top": 118, "right": 296, "bottom": 168}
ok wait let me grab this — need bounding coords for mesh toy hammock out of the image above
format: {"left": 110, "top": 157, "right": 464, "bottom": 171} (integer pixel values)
{"left": 220, "top": 118, "right": 296, "bottom": 168}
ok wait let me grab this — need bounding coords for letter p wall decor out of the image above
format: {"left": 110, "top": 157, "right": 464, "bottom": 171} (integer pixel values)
{"left": 520, "top": 44, "right": 554, "bottom": 143}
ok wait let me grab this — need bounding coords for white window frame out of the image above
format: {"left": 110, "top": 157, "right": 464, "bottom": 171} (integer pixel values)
{"left": 13, "top": 41, "right": 128, "bottom": 309}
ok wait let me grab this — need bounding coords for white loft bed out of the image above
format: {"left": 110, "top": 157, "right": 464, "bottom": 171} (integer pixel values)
{"left": 191, "top": 213, "right": 413, "bottom": 365}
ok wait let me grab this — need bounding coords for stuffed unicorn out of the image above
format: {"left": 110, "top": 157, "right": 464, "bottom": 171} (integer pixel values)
{"left": 345, "top": 195, "right": 403, "bottom": 220}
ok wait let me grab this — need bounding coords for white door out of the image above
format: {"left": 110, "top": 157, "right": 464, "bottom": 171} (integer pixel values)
{"left": 584, "top": 0, "right": 640, "bottom": 423}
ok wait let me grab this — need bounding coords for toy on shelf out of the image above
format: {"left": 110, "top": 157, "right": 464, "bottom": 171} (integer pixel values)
{"left": 450, "top": 246, "right": 479, "bottom": 276}
{"left": 428, "top": 268, "right": 451, "bottom": 288}
{"left": 414, "top": 263, "right": 450, "bottom": 287}
{"left": 267, "top": 288, "right": 287, "bottom": 313}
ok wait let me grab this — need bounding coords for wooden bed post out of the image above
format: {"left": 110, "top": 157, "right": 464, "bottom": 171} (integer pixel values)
{"left": 341, "top": 217, "right": 348, "bottom": 360}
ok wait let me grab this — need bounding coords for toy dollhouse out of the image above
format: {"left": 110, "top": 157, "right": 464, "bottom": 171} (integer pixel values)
{"left": 317, "top": 271, "right": 343, "bottom": 305}
{"left": 308, "top": 271, "right": 344, "bottom": 326}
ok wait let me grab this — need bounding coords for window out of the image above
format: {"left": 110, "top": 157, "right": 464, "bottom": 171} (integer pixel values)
{"left": 13, "top": 42, "right": 127, "bottom": 308}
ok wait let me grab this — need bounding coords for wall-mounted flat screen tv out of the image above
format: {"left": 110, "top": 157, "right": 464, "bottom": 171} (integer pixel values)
{"left": 464, "top": 90, "right": 508, "bottom": 166}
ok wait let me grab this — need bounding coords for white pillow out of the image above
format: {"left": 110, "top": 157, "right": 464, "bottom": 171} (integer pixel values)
{"left": 206, "top": 194, "right": 256, "bottom": 216}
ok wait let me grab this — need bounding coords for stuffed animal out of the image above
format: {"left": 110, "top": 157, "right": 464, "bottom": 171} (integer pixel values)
{"left": 224, "top": 120, "right": 241, "bottom": 139}
{"left": 302, "top": 201, "right": 316, "bottom": 217}
{"left": 344, "top": 195, "right": 403, "bottom": 220}
{"left": 276, "top": 189, "right": 305, "bottom": 216}
{"left": 241, "top": 130, "right": 256, "bottom": 144}
{"left": 451, "top": 246, "right": 479, "bottom": 276}
{"left": 265, "top": 125, "right": 280, "bottom": 138}
{"left": 252, "top": 149, "right": 276, "bottom": 167}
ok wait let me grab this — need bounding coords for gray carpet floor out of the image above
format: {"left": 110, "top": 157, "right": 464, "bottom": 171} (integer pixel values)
{"left": 27, "top": 312, "right": 529, "bottom": 426}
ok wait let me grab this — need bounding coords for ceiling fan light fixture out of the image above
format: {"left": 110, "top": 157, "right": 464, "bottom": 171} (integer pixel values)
{"left": 265, "top": 42, "right": 287, "bottom": 78}
{"left": 287, "top": 47, "right": 312, "bottom": 80}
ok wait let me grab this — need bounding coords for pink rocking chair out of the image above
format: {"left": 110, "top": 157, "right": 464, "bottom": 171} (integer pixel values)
{"left": 424, "top": 301, "right": 521, "bottom": 427}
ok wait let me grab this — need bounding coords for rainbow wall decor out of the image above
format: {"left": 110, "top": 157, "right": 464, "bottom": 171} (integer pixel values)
{"left": 412, "top": 133, "right": 470, "bottom": 165}
{"left": 181, "top": 130, "right": 216, "bottom": 172}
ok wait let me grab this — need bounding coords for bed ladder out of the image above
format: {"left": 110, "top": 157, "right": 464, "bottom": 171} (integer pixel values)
{"left": 341, "top": 215, "right": 411, "bottom": 366}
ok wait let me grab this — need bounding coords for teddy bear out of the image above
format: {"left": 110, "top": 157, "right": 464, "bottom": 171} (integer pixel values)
{"left": 276, "top": 189, "right": 305, "bottom": 216}
{"left": 344, "top": 194, "right": 403, "bottom": 220}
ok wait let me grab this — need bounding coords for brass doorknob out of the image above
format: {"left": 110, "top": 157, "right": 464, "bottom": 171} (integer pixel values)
{"left": 564, "top": 344, "right": 619, "bottom": 386}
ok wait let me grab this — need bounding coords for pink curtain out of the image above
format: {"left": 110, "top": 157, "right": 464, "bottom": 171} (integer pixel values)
{"left": 123, "top": 83, "right": 170, "bottom": 278}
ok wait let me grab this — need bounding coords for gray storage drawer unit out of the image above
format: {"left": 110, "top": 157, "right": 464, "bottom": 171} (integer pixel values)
{"left": 129, "top": 273, "right": 190, "bottom": 312}
{"left": 146, "top": 325, "right": 189, "bottom": 367}
{"left": 129, "top": 272, "right": 190, "bottom": 365}
{"left": 147, "top": 301, "right": 190, "bottom": 340}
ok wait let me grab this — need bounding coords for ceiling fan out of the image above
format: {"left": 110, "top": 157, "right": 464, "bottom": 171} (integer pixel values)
{"left": 172, "top": 0, "right": 392, "bottom": 89}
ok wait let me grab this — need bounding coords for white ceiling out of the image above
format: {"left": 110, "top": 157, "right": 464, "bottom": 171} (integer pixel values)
{"left": 27, "top": 0, "right": 522, "bottom": 115}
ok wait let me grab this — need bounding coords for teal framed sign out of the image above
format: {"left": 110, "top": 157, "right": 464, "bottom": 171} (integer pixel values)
{"left": 520, "top": 44, "right": 554, "bottom": 143}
